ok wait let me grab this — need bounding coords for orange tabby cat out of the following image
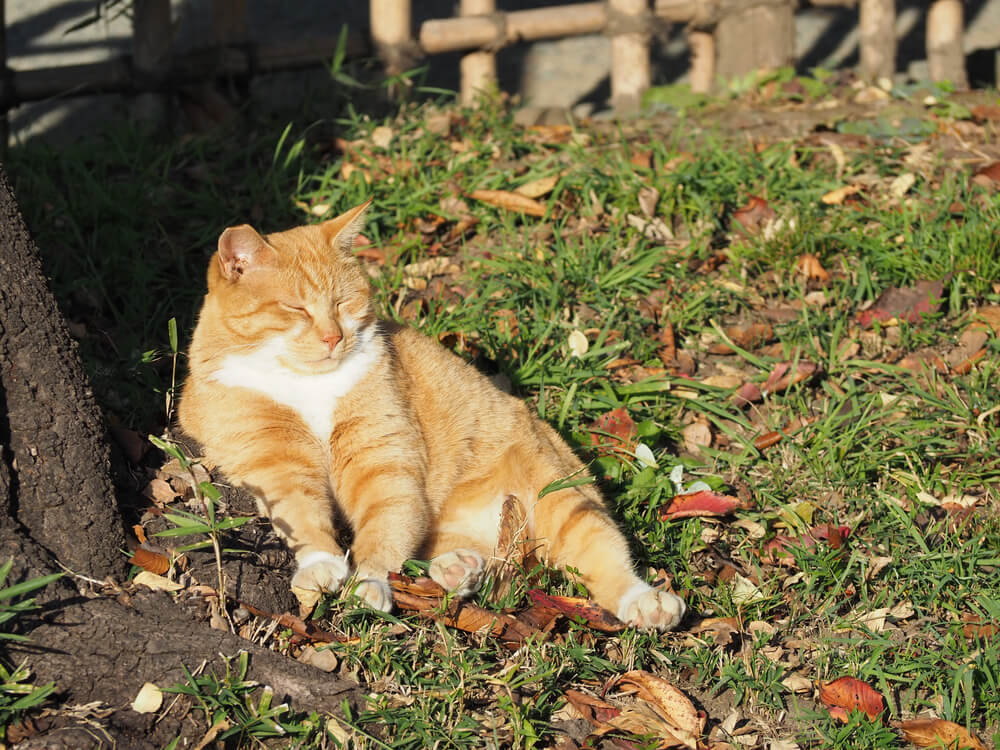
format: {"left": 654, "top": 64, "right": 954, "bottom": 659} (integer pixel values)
{"left": 178, "top": 200, "right": 686, "bottom": 630}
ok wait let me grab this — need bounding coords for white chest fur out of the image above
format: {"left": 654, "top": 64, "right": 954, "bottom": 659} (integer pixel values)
{"left": 210, "top": 325, "right": 380, "bottom": 442}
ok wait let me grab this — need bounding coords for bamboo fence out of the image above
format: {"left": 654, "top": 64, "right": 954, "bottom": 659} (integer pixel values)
{"left": 0, "top": 0, "right": 972, "bottom": 130}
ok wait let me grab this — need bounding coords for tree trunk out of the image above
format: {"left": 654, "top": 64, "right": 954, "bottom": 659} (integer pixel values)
{"left": 0, "top": 167, "right": 362, "bottom": 745}
{"left": 0, "top": 169, "right": 126, "bottom": 578}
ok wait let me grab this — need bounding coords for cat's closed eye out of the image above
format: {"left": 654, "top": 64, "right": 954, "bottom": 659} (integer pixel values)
{"left": 278, "top": 302, "right": 309, "bottom": 315}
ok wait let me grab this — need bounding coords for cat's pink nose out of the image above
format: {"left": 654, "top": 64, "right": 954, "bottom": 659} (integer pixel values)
{"left": 322, "top": 331, "right": 342, "bottom": 350}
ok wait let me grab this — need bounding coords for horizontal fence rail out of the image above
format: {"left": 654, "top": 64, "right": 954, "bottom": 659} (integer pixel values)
{"left": 0, "top": 0, "right": 971, "bottom": 126}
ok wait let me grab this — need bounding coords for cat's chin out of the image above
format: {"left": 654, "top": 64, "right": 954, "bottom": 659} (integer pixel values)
{"left": 293, "top": 355, "right": 346, "bottom": 375}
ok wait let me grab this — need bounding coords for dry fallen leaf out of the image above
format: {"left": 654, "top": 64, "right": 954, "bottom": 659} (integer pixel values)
{"left": 732, "top": 195, "right": 776, "bottom": 235}
{"left": 515, "top": 174, "right": 560, "bottom": 199}
{"left": 131, "top": 682, "right": 163, "bottom": 714}
{"left": 638, "top": 186, "right": 660, "bottom": 218}
{"left": 133, "top": 570, "right": 183, "bottom": 592}
{"left": 973, "top": 305, "right": 1000, "bottom": 335}
{"left": 889, "top": 172, "right": 916, "bottom": 199}
{"left": 796, "top": 253, "right": 831, "bottom": 283}
{"left": 660, "top": 490, "right": 746, "bottom": 520}
{"left": 291, "top": 585, "right": 323, "bottom": 618}
{"left": 817, "top": 677, "right": 884, "bottom": 722}
{"left": 370, "top": 125, "right": 394, "bottom": 149}
{"left": 469, "top": 189, "right": 546, "bottom": 216}
{"left": 892, "top": 718, "right": 987, "bottom": 750}
{"left": 563, "top": 689, "right": 622, "bottom": 727}
{"left": 689, "top": 616, "right": 741, "bottom": 647}
{"left": 389, "top": 573, "right": 542, "bottom": 647}
{"left": 681, "top": 422, "right": 712, "bottom": 454}
{"left": 567, "top": 329, "right": 589, "bottom": 358}
{"left": 858, "top": 280, "right": 945, "bottom": 327}
{"left": 611, "top": 670, "right": 705, "bottom": 749}
{"left": 821, "top": 184, "right": 860, "bottom": 205}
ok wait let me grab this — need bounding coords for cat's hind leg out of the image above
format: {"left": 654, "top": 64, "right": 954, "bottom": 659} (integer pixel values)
{"left": 531, "top": 484, "right": 686, "bottom": 632}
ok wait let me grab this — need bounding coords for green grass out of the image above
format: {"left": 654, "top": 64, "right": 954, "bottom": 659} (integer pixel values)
{"left": 7, "top": 78, "right": 1000, "bottom": 749}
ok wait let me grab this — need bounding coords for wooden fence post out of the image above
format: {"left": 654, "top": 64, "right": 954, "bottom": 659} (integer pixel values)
{"left": 687, "top": 29, "right": 714, "bottom": 94}
{"left": 714, "top": 0, "right": 794, "bottom": 83}
{"left": 132, "top": 0, "right": 172, "bottom": 123}
{"left": 927, "top": 0, "right": 967, "bottom": 88}
{"left": 609, "top": 0, "right": 651, "bottom": 114}
{"left": 859, "top": 0, "right": 895, "bottom": 81}
{"left": 212, "top": 0, "right": 248, "bottom": 76}
{"left": 371, "top": 0, "right": 413, "bottom": 76}
{"left": 460, "top": 0, "right": 498, "bottom": 106}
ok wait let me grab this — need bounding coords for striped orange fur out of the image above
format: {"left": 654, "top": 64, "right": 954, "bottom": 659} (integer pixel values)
{"left": 178, "top": 201, "right": 685, "bottom": 630}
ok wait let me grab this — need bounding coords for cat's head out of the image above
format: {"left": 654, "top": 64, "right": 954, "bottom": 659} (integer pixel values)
{"left": 198, "top": 200, "right": 375, "bottom": 374}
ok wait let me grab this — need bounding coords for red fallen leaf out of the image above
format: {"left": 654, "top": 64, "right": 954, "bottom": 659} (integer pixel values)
{"left": 587, "top": 407, "right": 638, "bottom": 456}
{"left": 732, "top": 382, "right": 762, "bottom": 408}
{"left": 818, "top": 677, "right": 885, "bottom": 722}
{"left": 828, "top": 706, "right": 850, "bottom": 723}
{"left": 753, "top": 431, "right": 783, "bottom": 451}
{"left": 564, "top": 689, "right": 622, "bottom": 727}
{"left": 761, "top": 524, "right": 851, "bottom": 562}
{"left": 660, "top": 489, "right": 746, "bottom": 520}
{"left": 732, "top": 195, "right": 776, "bottom": 235}
{"left": 762, "top": 360, "right": 818, "bottom": 394}
{"left": 526, "top": 590, "right": 625, "bottom": 633}
{"left": 707, "top": 323, "right": 774, "bottom": 354}
{"left": 951, "top": 347, "right": 987, "bottom": 376}
{"left": 971, "top": 104, "right": 1000, "bottom": 123}
{"left": 658, "top": 321, "right": 677, "bottom": 365}
{"left": 892, "top": 718, "right": 987, "bottom": 750}
{"left": 961, "top": 613, "right": 999, "bottom": 640}
{"left": 354, "top": 246, "right": 385, "bottom": 265}
{"left": 971, "top": 161, "right": 1000, "bottom": 190}
{"left": 129, "top": 545, "right": 170, "bottom": 575}
{"left": 857, "top": 280, "right": 944, "bottom": 328}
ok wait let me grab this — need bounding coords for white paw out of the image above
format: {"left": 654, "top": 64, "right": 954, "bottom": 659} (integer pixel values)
{"left": 291, "top": 551, "right": 349, "bottom": 594}
{"left": 349, "top": 578, "right": 394, "bottom": 612}
{"left": 428, "top": 549, "right": 485, "bottom": 597}
{"left": 617, "top": 583, "right": 686, "bottom": 632}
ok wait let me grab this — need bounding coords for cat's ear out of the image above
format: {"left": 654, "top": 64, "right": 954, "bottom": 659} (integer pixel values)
{"left": 217, "top": 224, "right": 274, "bottom": 280}
{"left": 320, "top": 198, "right": 373, "bottom": 253}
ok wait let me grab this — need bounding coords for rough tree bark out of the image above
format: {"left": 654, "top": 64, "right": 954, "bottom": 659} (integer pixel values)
{"left": 0, "top": 167, "right": 361, "bottom": 747}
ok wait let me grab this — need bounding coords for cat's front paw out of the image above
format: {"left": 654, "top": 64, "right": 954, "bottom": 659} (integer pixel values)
{"left": 350, "top": 578, "right": 394, "bottom": 612}
{"left": 617, "top": 583, "right": 686, "bottom": 632}
{"left": 291, "top": 551, "right": 349, "bottom": 594}
{"left": 429, "top": 549, "right": 485, "bottom": 598}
